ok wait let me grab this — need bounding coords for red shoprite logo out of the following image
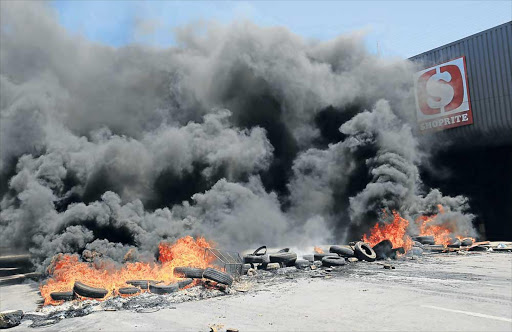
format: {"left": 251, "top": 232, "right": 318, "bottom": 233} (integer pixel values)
{"left": 414, "top": 56, "right": 473, "bottom": 132}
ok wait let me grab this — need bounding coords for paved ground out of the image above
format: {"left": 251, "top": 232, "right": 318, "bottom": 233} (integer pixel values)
{"left": 1, "top": 252, "right": 511, "bottom": 331}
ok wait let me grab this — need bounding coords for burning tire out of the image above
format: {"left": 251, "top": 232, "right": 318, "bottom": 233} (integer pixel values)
{"left": 126, "top": 280, "right": 157, "bottom": 289}
{"left": 118, "top": 287, "right": 140, "bottom": 295}
{"left": 294, "top": 259, "right": 311, "bottom": 269}
{"left": 372, "top": 240, "right": 393, "bottom": 260}
{"left": 461, "top": 238, "right": 474, "bottom": 246}
{"left": 329, "top": 245, "right": 354, "bottom": 258}
{"left": 354, "top": 242, "right": 377, "bottom": 262}
{"left": 414, "top": 236, "right": 435, "bottom": 245}
{"left": 178, "top": 278, "right": 194, "bottom": 289}
{"left": 202, "top": 268, "right": 233, "bottom": 286}
{"left": 149, "top": 283, "right": 179, "bottom": 295}
{"left": 321, "top": 256, "right": 346, "bottom": 267}
{"left": 173, "top": 267, "right": 205, "bottom": 279}
{"left": 313, "top": 252, "right": 338, "bottom": 261}
{"left": 50, "top": 291, "right": 75, "bottom": 301}
{"left": 73, "top": 281, "right": 108, "bottom": 299}
{"left": 448, "top": 238, "right": 461, "bottom": 248}
{"left": 269, "top": 252, "right": 297, "bottom": 267}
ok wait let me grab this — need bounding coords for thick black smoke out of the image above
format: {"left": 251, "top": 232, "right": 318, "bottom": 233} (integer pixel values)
{"left": 0, "top": 2, "right": 476, "bottom": 270}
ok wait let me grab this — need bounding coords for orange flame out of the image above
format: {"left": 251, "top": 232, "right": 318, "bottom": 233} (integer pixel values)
{"left": 363, "top": 205, "right": 475, "bottom": 251}
{"left": 362, "top": 211, "right": 413, "bottom": 251}
{"left": 40, "top": 236, "right": 215, "bottom": 306}
{"left": 416, "top": 205, "right": 474, "bottom": 246}
{"left": 314, "top": 246, "right": 324, "bottom": 254}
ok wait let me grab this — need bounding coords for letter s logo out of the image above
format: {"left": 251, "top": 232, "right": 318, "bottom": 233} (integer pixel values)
{"left": 440, "top": 65, "right": 463, "bottom": 112}
{"left": 416, "top": 64, "right": 464, "bottom": 115}
{"left": 417, "top": 68, "right": 439, "bottom": 115}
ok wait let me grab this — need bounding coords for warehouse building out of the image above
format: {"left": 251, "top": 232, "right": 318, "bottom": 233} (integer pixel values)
{"left": 409, "top": 21, "right": 512, "bottom": 239}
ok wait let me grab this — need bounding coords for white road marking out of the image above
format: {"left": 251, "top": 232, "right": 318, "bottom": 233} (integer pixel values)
{"left": 421, "top": 305, "right": 512, "bottom": 323}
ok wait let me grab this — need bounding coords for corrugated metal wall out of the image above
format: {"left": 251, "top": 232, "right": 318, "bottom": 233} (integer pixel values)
{"left": 410, "top": 21, "right": 512, "bottom": 145}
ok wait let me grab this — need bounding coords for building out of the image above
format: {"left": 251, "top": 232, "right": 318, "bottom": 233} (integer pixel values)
{"left": 409, "top": 21, "right": 512, "bottom": 240}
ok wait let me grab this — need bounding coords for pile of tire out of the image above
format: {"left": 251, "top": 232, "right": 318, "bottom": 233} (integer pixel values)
{"left": 244, "top": 246, "right": 300, "bottom": 270}
{"left": 243, "top": 246, "right": 270, "bottom": 269}
{"left": 269, "top": 250, "right": 297, "bottom": 267}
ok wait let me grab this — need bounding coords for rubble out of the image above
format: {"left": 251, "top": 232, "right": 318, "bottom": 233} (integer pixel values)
{"left": 0, "top": 310, "right": 24, "bottom": 329}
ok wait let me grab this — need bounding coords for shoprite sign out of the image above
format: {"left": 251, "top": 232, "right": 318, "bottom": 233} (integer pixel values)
{"left": 414, "top": 56, "right": 473, "bottom": 132}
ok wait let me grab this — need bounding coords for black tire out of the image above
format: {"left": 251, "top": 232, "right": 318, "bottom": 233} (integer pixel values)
{"left": 469, "top": 245, "right": 488, "bottom": 251}
{"left": 294, "top": 259, "right": 311, "bottom": 269}
{"left": 354, "top": 242, "right": 377, "bottom": 262}
{"left": 448, "top": 238, "right": 461, "bottom": 248}
{"left": 253, "top": 246, "right": 267, "bottom": 256}
{"left": 329, "top": 246, "right": 354, "bottom": 258}
{"left": 244, "top": 254, "right": 265, "bottom": 264}
{"left": 302, "top": 254, "right": 314, "bottom": 262}
{"left": 322, "top": 256, "right": 346, "bottom": 267}
{"left": 314, "top": 252, "right": 338, "bottom": 261}
{"left": 73, "top": 281, "right": 108, "bottom": 299}
{"left": 126, "top": 280, "right": 156, "bottom": 289}
{"left": 50, "top": 291, "right": 75, "bottom": 301}
{"left": 178, "top": 278, "right": 194, "bottom": 289}
{"left": 277, "top": 248, "right": 290, "bottom": 253}
{"left": 372, "top": 240, "right": 393, "bottom": 260}
{"left": 202, "top": 268, "right": 233, "bottom": 286}
{"left": 149, "top": 283, "right": 179, "bottom": 295}
{"left": 269, "top": 252, "right": 297, "bottom": 266}
{"left": 461, "top": 238, "right": 474, "bottom": 246}
{"left": 118, "top": 287, "right": 140, "bottom": 295}
{"left": 173, "top": 267, "right": 204, "bottom": 279}
{"left": 414, "top": 236, "right": 435, "bottom": 245}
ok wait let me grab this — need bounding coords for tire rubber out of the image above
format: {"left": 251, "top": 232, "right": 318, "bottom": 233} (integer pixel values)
{"left": 73, "top": 281, "right": 108, "bottom": 299}
{"left": 329, "top": 245, "right": 354, "bottom": 258}
{"left": 202, "top": 268, "right": 233, "bottom": 286}
{"left": 321, "top": 256, "right": 346, "bottom": 267}
{"left": 269, "top": 252, "right": 297, "bottom": 266}
{"left": 313, "top": 252, "right": 338, "bottom": 261}
{"left": 149, "top": 283, "right": 179, "bottom": 295}
{"left": 50, "top": 291, "right": 75, "bottom": 301}
{"left": 173, "top": 267, "right": 205, "bottom": 279}
{"left": 354, "top": 242, "right": 377, "bottom": 262}
{"left": 118, "top": 287, "right": 140, "bottom": 295}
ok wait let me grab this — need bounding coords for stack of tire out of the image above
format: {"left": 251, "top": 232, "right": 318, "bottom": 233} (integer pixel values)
{"left": 269, "top": 248, "right": 297, "bottom": 268}
{"left": 243, "top": 247, "right": 300, "bottom": 270}
{"left": 243, "top": 246, "right": 270, "bottom": 269}
{"left": 324, "top": 242, "right": 377, "bottom": 265}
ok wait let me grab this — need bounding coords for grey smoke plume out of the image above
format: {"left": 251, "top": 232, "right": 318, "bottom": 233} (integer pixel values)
{"left": 0, "top": 2, "right": 476, "bottom": 269}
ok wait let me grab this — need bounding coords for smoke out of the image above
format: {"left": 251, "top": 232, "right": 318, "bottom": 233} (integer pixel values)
{"left": 0, "top": 2, "right": 477, "bottom": 269}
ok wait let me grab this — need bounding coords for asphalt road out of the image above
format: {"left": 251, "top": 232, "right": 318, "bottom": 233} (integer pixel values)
{"left": 2, "top": 252, "right": 511, "bottom": 331}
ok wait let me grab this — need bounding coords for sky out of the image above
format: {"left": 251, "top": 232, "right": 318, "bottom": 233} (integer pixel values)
{"left": 52, "top": 1, "right": 511, "bottom": 58}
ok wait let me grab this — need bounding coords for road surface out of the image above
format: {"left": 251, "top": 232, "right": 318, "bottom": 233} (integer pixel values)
{"left": 1, "top": 252, "right": 511, "bottom": 331}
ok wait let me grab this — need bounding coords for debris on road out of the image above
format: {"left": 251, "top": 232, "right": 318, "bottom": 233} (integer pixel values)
{"left": 0, "top": 310, "right": 24, "bottom": 329}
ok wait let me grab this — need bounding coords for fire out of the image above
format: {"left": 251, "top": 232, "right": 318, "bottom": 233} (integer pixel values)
{"left": 40, "top": 236, "right": 215, "bottom": 305}
{"left": 314, "top": 246, "right": 324, "bottom": 254}
{"left": 415, "top": 204, "right": 450, "bottom": 245}
{"left": 416, "top": 204, "right": 474, "bottom": 246}
{"left": 362, "top": 205, "right": 476, "bottom": 251}
{"left": 362, "top": 211, "right": 413, "bottom": 251}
